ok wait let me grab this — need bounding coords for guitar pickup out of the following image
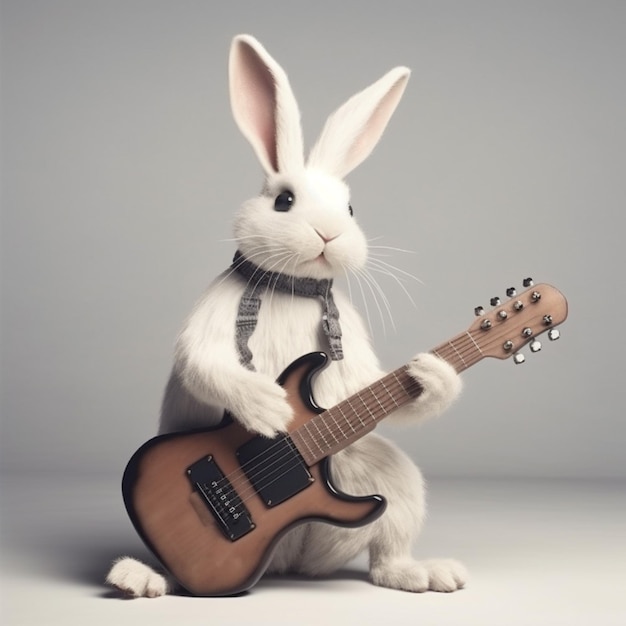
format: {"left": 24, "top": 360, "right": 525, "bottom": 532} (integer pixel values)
{"left": 236, "top": 434, "right": 313, "bottom": 507}
{"left": 187, "top": 456, "right": 254, "bottom": 541}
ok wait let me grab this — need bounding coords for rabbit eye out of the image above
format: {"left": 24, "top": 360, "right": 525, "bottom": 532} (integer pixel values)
{"left": 274, "top": 190, "right": 295, "bottom": 212}
{"left": 348, "top": 204, "right": 354, "bottom": 216}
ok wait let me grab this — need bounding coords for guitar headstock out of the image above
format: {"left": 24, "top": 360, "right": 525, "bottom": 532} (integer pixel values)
{"left": 469, "top": 280, "right": 568, "bottom": 363}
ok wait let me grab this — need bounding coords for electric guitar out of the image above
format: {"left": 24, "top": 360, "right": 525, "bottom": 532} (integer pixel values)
{"left": 122, "top": 280, "right": 568, "bottom": 596}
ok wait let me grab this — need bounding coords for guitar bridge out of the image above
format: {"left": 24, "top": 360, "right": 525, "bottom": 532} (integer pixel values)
{"left": 187, "top": 456, "right": 254, "bottom": 541}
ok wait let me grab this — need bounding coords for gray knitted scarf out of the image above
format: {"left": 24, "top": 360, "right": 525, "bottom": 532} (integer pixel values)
{"left": 231, "top": 250, "right": 343, "bottom": 370}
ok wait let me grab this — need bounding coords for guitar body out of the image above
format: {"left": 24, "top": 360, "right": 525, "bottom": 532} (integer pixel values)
{"left": 122, "top": 352, "right": 386, "bottom": 596}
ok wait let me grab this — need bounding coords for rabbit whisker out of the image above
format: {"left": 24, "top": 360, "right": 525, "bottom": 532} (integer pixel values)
{"left": 367, "top": 264, "right": 418, "bottom": 310}
{"left": 266, "top": 251, "right": 299, "bottom": 327}
{"left": 368, "top": 244, "right": 416, "bottom": 255}
{"left": 348, "top": 267, "right": 374, "bottom": 335}
{"left": 367, "top": 257, "right": 424, "bottom": 286}
{"left": 214, "top": 244, "right": 288, "bottom": 288}
{"left": 352, "top": 265, "right": 395, "bottom": 335}
{"left": 360, "top": 267, "right": 397, "bottom": 333}
{"left": 342, "top": 266, "right": 355, "bottom": 308}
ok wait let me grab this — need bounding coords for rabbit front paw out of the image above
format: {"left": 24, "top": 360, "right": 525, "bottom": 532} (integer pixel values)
{"left": 407, "top": 352, "right": 462, "bottom": 420}
{"left": 230, "top": 378, "right": 293, "bottom": 438}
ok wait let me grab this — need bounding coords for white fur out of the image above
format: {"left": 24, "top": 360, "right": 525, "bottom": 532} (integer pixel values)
{"left": 107, "top": 34, "right": 464, "bottom": 598}
{"left": 106, "top": 557, "right": 170, "bottom": 598}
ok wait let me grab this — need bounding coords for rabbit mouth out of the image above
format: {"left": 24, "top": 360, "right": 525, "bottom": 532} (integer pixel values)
{"left": 288, "top": 249, "right": 335, "bottom": 279}
{"left": 306, "top": 248, "right": 349, "bottom": 277}
{"left": 315, "top": 252, "right": 332, "bottom": 266}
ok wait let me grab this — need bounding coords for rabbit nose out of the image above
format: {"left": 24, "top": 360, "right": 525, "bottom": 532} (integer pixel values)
{"left": 315, "top": 229, "right": 338, "bottom": 243}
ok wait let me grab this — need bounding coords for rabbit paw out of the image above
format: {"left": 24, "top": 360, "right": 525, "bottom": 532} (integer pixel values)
{"left": 422, "top": 558, "right": 468, "bottom": 592}
{"left": 230, "top": 377, "right": 293, "bottom": 438}
{"left": 370, "top": 558, "right": 430, "bottom": 592}
{"left": 407, "top": 353, "right": 462, "bottom": 420}
{"left": 370, "top": 558, "right": 467, "bottom": 593}
{"left": 106, "top": 557, "right": 168, "bottom": 598}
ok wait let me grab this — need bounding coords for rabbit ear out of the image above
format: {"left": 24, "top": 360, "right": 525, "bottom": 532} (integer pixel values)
{"left": 308, "top": 67, "right": 410, "bottom": 179}
{"left": 229, "top": 35, "right": 304, "bottom": 175}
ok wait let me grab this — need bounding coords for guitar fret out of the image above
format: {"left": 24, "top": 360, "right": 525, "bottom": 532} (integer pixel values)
{"left": 357, "top": 391, "right": 376, "bottom": 423}
{"left": 319, "top": 413, "right": 340, "bottom": 445}
{"left": 303, "top": 421, "right": 326, "bottom": 457}
{"left": 390, "top": 371, "right": 408, "bottom": 402}
{"left": 336, "top": 402, "right": 357, "bottom": 433}
{"left": 345, "top": 397, "right": 366, "bottom": 428}
{"left": 369, "top": 384, "right": 387, "bottom": 416}
{"left": 292, "top": 428, "right": 315, "bottom": 464}
{"left": 448, "top": 339, "right": 467, "bottom": 369}
{"left": 431, "top": 329, "right": 486, "bottom": 374}
{"left": 327, "top": 408, "right": 348, "bottom": 440}
{"left": 379, "top": 377, "right": 400, "bottom": 407}
{"left": 312, "top": 416, "right": 333, "bottom": 448}
{"left": 465, "top": 330, "right": 483, "bottom": 357}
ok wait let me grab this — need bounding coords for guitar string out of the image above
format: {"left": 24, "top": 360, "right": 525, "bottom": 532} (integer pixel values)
{"left": 212, "top": 370, "right": 416, "bottom": 502}
{"left": 202, "top": 373, "right": 407, "bottom": 494}
{"left": 187, "top": 293, "right": 553, "bottom": 523}
{"left": 219, "top": 375, "right": 426, "bottom": 511}
{"left": 224, "top": 349, "right": 489, "bottom": 511}
{"left": 210, "top": 293, "right": 545, "bottom": 495}
{"left": 238, "top": 304, "right": 551, "bottom": 496}
{"left": 205, "top": 328, "right": 489, "bottom": 503}
{"left": 212, "top": 326, "right": 486, "bottom": 498}
{"left": 206, "top": 325, "right": 521, "bottom": 511}
{"left": 214, "top": 358, "right": 464, "bottom": 510}
{"left": 211, "top": 370, "right": 423, "bottom": 507}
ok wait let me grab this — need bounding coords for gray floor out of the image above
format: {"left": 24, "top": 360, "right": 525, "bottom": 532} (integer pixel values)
{"left": 1, "top": 473, "right": 625, "bottom": 626}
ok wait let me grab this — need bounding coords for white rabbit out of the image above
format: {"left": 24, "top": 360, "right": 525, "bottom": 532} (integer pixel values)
{"left": 107, "top": 34, "right": 465, "bottom": 598}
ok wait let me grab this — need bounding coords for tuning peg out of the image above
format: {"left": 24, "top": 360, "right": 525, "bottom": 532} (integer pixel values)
{"left": 490, "top": 297, "right": 501, "bottom": 306}
{"left": 506, "top": 287, "right": 517, "bottom": 297}
{"left": 523, "top": 277, "right": 534, "bottom": 287}
{"left": 548, "top": 328, "right": 560, "bottom": 341}
{"left": 474, "top": 306, "right": 485, "bottom": 316}
{"left": 530, "top": 340, "right": 542, "bottom": 353}
{"left": 513, "top": 353, "right": 526, "bottom": 364}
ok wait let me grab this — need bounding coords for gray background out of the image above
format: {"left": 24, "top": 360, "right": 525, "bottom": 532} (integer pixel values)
{"left": 3, "top": 3, "right": 626, "bottom": 625}
{"left": 2, "top": 0, "right": 625, "bottom": 480}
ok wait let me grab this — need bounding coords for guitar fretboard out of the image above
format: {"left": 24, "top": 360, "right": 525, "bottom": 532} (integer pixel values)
{"left": 290, "top": 329, "right": 484, "bottom": 466}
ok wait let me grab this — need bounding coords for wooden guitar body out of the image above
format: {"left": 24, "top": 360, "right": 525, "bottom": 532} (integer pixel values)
{"left": 122, "top": 352, "right": 386, "bottom": 596}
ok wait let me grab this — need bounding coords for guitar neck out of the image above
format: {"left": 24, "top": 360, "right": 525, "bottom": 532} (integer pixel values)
{"left": 290, "top": 330, "right": 479, "bottom": 466}
{"left": 290, "top": 282, "right": 568, "bottom": 466}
